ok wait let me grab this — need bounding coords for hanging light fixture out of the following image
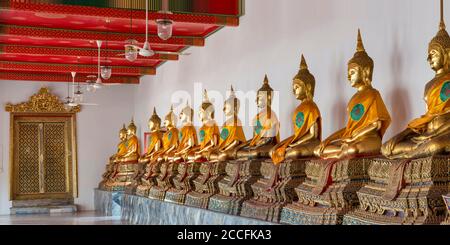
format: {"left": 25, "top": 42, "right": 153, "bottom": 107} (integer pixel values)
{"left": 124, "top": 2, "right": 138, "bottom": 62}
{"left": 139, "top": 0, "right": 155, "bottom": 57}
{"left": 101, "top": 19, "right": 112, "bottom": 80}
{"left": 86, "top": 75, "right": 97, "bottom": 92}
{"left": 94, "top": 40, "right": 103, "bottom": 89}
{"left": 64, "top": 76, "right": 73, "bottom": 110}
{"left": 156, "top": 0, "right": 173, "bottom": 40}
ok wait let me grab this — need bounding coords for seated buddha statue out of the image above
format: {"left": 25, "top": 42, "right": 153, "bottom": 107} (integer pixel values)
{"left": 115, "top": 119, "right": 141, "bottom": 163}
{"left": 382, "top": 18, "right": 450, "bottom": 159}
{"left": 235, "top": 75, "right": 280, "bottom": 160}
{"left": 169, "top": 102, "right": 199, "bottom": 163}
{"left": 152, "top": 106, "right": 179, "bottom": 165}
{"left": 314, "top": 30, "right": 391, "bottom": 159}
{"left": 268, "top": 54, "right": 322, "bottom": 187}
{"left": 109, "top": 124, "right": 128, "bottom": 163}
{"left": 188, "top": 89, "right": 220, "bottom": 162}
{"left": 209, "top": 85, "right": 247, "bottom": 162}
{"left": 138, "top": 108, "right": 163, "bottom": 180}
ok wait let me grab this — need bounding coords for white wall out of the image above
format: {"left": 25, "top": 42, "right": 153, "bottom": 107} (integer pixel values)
{"left": 0, "top": 80, "right": 135, "bottom": 214}
{"left": 134, "top": 0, "right": 438, "bottom": 143}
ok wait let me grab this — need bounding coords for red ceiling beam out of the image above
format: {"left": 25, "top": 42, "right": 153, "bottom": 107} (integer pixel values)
{"left": 0, "top": 25, "right": 205, "bottom": 47}
{"left": 0, "top": 61, "right": 156, "bottom": 76}
{"left": 0, "top": 44, "right": 179, "bottom": 61}
{"left": 1, "top": 1, "right": 240, "bottom": 26}
{"left": 0, "top": 71, "right": 140, "bottom": 84}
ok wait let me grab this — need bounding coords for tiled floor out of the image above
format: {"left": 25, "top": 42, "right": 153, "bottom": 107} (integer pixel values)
{"left": 0, "top": 211, "right": 126, "bottom": 225}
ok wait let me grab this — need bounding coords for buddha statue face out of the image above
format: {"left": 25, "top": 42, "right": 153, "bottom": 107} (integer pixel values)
{"left": 347, "top": 64, "right": 371, "bottom": 88}
{"left": 223, "top": 101, "right": 237, "bottom": 118}
{"left": 119, "top": 130, "right": 127, "bottom": 141}
{"left": 179, "top": 107, "right": 193, "bottom": 124}
{"left": 256, "top": 91, "right": 271, "bottom": 109}
{"left": 127, "top": 126, "right": 136, "bottom": 136}
{"left": 428, "top": 45, "right": 449, "bottom": 72}
{"left": 292, "top": 79, "right": 308, "bottom": 100}
{"left": 148, "top": 120, "right": 160, "bottom": 132}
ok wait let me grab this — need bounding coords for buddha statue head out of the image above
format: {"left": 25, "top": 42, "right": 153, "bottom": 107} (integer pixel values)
{"left": 199, "top": 89, "right": 215, "bottom": 124}
{"left": 148, "top": 107, "right": 161, "bottom": 132}
{"left": 293, "top": 54, "right": 315, "bottom": 101}
{"left": 347, "top": 29, "right": 374, "bottom": 89}
{"left": 119, "top": 124, "right": 127, "bottom": 141}
{"left": 256, "top": 74, "right": 274, "bottom": 109}
{"left": 179, "top": 101, "right": 194, "bottom": 124}
{"left": 163, "top": 105, "right": 177, "bottom": 129}
{"left": 127, "top": 118, "right": 137, "bottom": 136}
{"left": 224, "top": 85, "right": 240, "bottom": 118}
{"left": 428, "top": 11, "right": 450, "bottom": 75}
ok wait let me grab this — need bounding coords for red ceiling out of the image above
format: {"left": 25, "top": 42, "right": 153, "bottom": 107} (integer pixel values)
{"left": 0, "top": 0, "right": 244, "bottom": 84}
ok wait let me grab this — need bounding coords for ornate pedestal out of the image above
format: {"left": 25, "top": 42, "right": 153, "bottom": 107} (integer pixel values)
{"left": 98, "top": 162, "right": 115, "bottom": 190}
{"left": 208, "top": 160, "right": 262, "bottom": 215}
{"left": 104, "top": 161, "right": 140, "bottom": 191}
{"left": 124, "top": 163, "right": 145, "bottom": 195}
{"left": 343, "top": 156, "right": 449, "bottom": 225}
{"left": 280, "top": 157, "right": 372, "bottom": 225}
{"left": 185, "top": 161, "right": 227, "bottom": 208}
{"left": 164, "top": 161, "right": 201, "bottom": 204}
{"left": 240, "top": 159, "right": 307, "bottom": 222}
{"left": 148, "top": 161, "right": 179, "bottom": 200}
{"left": 443, "top": 194, "right": 450, "bottom": 225}
{"left": 135, "top": 162, "right": 162, "bottom": 197}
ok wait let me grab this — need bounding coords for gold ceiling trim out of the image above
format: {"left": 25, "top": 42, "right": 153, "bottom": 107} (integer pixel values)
{"left": 5, "top": 87, "right": 80, "bottom": 113}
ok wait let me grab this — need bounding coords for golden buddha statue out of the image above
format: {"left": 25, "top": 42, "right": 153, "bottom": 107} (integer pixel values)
{"left": 115, "top": 119, "right": 140, "bottom": 163}
{"left": 139, "top": 108, "right": 163, "bottom": 164}
{"left": 169, "top": 102, "right": 198, "bottom": 163}
{"left": 382, "top": 4, "right": 450, "bottom": 159}
{"left": 189, "top": 89, "right": 220, "bottom": 162}
{"left": 209, "top": 85, "right": 247, "bottom": 162}
{"left": 270, "top": 54, "right": 322, "bottom": 163}
{"left": 314, "top": 30, "right": 391, "bottom": 159}
{"left": 152, "top": 106, "right": 179, "bottom": 164}
{"left": 236, "top": 75, "right": 280, "bottom": 160}
{"left": 136, "top": 108, "right": 163, "bottom": 182}
{"left": 109, "top": 124, "right": 128, "bottom": 163}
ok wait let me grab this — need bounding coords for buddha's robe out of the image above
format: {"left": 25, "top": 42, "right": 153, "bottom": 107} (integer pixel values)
{"left": 174, "top": 124, "right": 198, "bottom": 157}
{"left": 249, "top": 109, "right": 280, "bottom": 146}
{"left": 152, "top": 127, "right": 179, "bottom": 160}
{"left": 218, "top": 118, "right": 247, "bottom": 150}
{"left": 341, "top": 87, "right": 391, "bottom": 140}
{"left": 143, "top": 131, "right": 162, "bottom": 158}
{"left": 198, "top": 122, "right": 220, "bottom": 151}
{"left": 408, "top": 74, "right": 450, "bottom": 132}
{"left": 122, "top": 135, "right": 140, "bottom": 161}
{"left": 271, "top": 101, "right": 321, "bottom": 164}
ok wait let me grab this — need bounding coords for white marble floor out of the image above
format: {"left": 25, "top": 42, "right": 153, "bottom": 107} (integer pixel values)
{"left": 0, "top": 211, "right": 126, "bottom": 225}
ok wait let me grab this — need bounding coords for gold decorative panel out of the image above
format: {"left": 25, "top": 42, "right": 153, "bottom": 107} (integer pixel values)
{"left": 6, "top": 87, "right": 79, "bottom": 201}
{"left": 16, "top": 123, "right": 40, "bottom": 194}
{"left": 43, "top": 122, "right": 68, "bottom": 193}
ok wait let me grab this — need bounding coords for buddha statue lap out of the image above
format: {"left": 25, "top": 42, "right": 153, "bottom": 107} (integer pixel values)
{"left": 314, "top": 30, "right": 391, "bottom": 160}
{"left": 134, "top": 108, "right": 163, "bottom": 194}
{"left": 382, "top": 15, "right": 450, "bottom": 160}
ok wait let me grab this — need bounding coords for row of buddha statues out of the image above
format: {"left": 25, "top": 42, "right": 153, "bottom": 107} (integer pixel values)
{"left": 100, "top": 9, "right": 450, "bottom": 224}
{"left": 109, "top": 26, "right": 448, "bottom": 174}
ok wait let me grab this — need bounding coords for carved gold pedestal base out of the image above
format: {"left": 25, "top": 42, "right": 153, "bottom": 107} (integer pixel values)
{"left": 343, "top": 156, "right": 450, "bottom": 225}
{"left": 208, "top": 160, "right": 262, "bottom": 215}
{"left": 240, "top": 159, "right": 307, "bottom": 222}
{"left": 185, "top": 161, "right": 227, "bottom": 209}
{"left": 148, "top": 161, "right": 179, "bottom": 200}
{"left": 135, "top": 162, "right": 163, "bottom": 197}
{"left": 124, "top": 163, "right": 145, "bottom": 195}
{"left": 98, "top": 162, "right": 115, "bottom": 190}
{"left": 280, "top": 157, "right": 372, "bottom": 225}
{"left": 164, "top": 162, "right": 201, "bottom": 204}
{"left": 104, "top": 161, "right": 139, "bottom": 191}
{"left": 444, "top": 194, "right": 450, "bottom": 225}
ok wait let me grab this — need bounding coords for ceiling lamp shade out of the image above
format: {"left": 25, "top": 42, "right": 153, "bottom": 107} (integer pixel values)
{"left": 124, "top": 39, "right": 138, "bottom": 62}
{"left": 156, "top": 19, "right": 173, "bottom": 40}
{"left": 100, "top": 66, "right": 112, "bottom": 80}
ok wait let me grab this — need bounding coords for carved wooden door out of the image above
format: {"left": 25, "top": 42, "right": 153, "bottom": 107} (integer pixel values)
{"left": 11, "top": 115, "right": 76, "bottom": 201}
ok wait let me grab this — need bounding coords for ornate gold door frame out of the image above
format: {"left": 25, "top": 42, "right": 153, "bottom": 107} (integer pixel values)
{"left": 5, "top": 88, "right": 80, "bottom": 202}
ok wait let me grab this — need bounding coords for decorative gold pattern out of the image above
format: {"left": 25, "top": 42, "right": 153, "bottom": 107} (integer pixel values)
{"left": 5, "top": 87, "right": 80, "bottom": 113}
{"left": 43, "top": 123, "right": 67, "bottom": 193}
{"left": 16, "top": 123, "right": 40, "bottom": 194}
